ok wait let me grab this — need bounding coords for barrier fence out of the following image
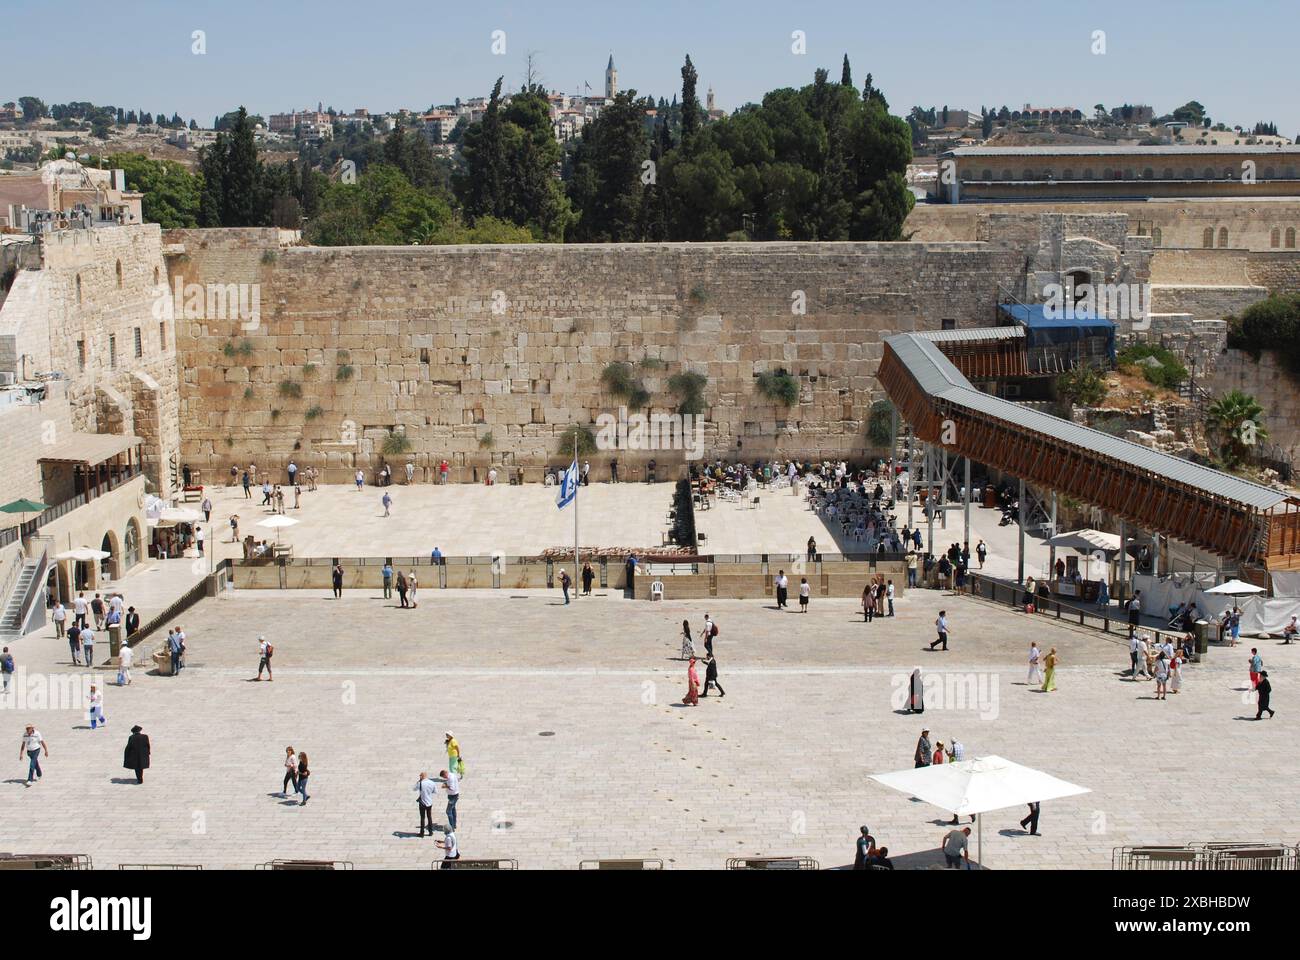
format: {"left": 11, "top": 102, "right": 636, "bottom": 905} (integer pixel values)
{"left": 1113, "top": 843, "right": 1297, "bottom": 871}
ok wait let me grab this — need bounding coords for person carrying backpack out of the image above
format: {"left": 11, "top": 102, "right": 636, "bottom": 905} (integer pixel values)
{"left": 1, "top": 647, "right": 14, "bottom": 693}
{"left": 257, "top": 635, "right": 274, "bottom": 681}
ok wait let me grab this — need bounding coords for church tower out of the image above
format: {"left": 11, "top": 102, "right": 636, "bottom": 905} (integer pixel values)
{"left": 605, "top": 54, "right": 617, "bottom": 99}
{"left": 707, "top": 87, "right": 715, "bottom": 112}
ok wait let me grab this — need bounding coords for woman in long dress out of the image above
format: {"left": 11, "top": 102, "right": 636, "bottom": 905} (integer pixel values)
{"left": 683, "top": 657, "right": 700, "bottom": 706}
{"left": 680, "top": 619, "right": 696, "bottom": 660}
{"left": 1169, "top": 655, "right": 1183, "bottom": 694}
{"left": 1027, "top": 643, "right": 1042, "bottom": 685}
{"left": 1041, "top": 647, "right": 1058, "bottom": 692}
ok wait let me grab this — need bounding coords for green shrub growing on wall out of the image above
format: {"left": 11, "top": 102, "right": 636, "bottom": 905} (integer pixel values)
{"left": 1117, "top": 344, "right": 1187, "bottom": 390}
{"left": 557, "top": 424, "right": 598, "bottom": 456}
{"left": 278, "top": 380, "right": 302, "bottom": 399}
{"left": 668, "top": 371, "right": 708, "bottom": 416}
{"left": 756, "top": 369, "right": 799, "bottom": 407}
{"left": 600, "top": 362, "right": 650, "bottom": 409}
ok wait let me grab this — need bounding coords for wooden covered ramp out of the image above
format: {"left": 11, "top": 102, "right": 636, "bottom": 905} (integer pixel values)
{"left": 879, "top": 330, "right": 1300, "bottom": 570}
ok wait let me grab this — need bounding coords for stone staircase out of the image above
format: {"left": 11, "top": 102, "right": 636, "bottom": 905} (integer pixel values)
{"left": 0, "top": 556, "right": 41, "bottom": 640}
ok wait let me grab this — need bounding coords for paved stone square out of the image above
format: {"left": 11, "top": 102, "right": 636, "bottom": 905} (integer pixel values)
{"left": 2, "top": 584, "right": 1293, "bottom": 869}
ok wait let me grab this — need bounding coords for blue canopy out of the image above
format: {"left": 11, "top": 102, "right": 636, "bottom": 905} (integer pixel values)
{"left": 998, "top": 303, "right": 1116, "bottom": 361}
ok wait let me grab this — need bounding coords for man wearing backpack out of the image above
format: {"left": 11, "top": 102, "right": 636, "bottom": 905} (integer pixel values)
{"left": 257, "top": 635, "right": 274, "bottom": 681}
{"left": 1, "top": 647, "right": 13, "bottom": 693}
{"left": 702, "top": 614, "right": 718, "bottom": 657}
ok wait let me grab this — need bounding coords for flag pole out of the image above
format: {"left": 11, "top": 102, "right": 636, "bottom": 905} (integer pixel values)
{"left": 573, "top": 431, "right": 580, "bottom": 599}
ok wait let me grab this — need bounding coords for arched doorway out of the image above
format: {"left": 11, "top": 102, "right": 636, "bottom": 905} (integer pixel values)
{"left": 1065, "top": 270, "right": 1092, "bottom": 307}
{"left": 123, "top": 518, "right": 141, "bottom": 571}
{"left": 100, "top": 530, "right": 121, "bottom": 582}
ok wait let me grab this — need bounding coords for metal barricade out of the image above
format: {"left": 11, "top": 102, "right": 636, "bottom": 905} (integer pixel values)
{"left": 726, "top": 856, "right": 819, "bottom": 870}
{"left": 118, "top": 863, "right": 203, "bottom": 870}
{"left": 256, "top": 859, "right": 354, "bottom": 870}
{"left": 578, "top": 858, "right": 664, "bottom": 870}
{"left": 432, "top": 858, "right": 518, "bottom": 870}
{"left": 0, "top": 853, "right": 93, "bottom": 870}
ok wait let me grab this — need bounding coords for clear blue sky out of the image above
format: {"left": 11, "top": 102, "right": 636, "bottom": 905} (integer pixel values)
{"left": 7, "top": 0, "right": 1297, "bottom": 135}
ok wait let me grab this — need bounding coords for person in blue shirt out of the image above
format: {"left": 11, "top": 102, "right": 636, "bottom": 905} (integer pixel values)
{"left": 381, "top": 563, "right": 393, "bottom": 599}
{"left": 431, "top": 547, "right": 443, "bottom": 564}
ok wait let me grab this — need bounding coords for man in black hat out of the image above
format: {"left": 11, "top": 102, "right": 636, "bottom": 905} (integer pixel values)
{"left": 123, "top": 725, "right": 151, "bottom": 784}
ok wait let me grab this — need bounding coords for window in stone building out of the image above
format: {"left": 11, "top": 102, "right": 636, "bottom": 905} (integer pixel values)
{"left": 153, "top": 266, "right": 159, "bottom": 285}
{"left": 1152, "top": 227, "right": 1162, "bottom": 246}
{"left": 1272, "top": 227, "right": 1281, "bottom": 248}
{"left": 1288, "top": 228, "right": 1296, "bottom": 249}
{"left": 75, "top": 274, "right": 82, "bottom": 305}
{"left": 420, "top": 347, "right": 430, "bottom": 364}
{"left": 941, "top": 318, "right": 956, "bottom": 330}
{"left": 134, "top": 327, "right": 142, "bottom": 358}
{"left": 123, "top": 519, "right": 140, "bottom": 570}
{"left": 159, "top": 321, "right": 167, "bottom": 351}
{"left": 115, "top": 260, "right": 123, "bottom": 288}
{"left": 77, "top": 339, "right": 85, "bottom": 372}
{"left": 109, "top": 335, "right": 117, "bottom": 370}
{"left": 1218, "top": 227, "right": 1228, "bottom": 248}
{"left": 1202, "top": 227, "right": 1214, "bottom": 248}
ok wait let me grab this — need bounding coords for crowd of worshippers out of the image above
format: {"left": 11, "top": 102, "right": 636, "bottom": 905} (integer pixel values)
{"left": 808, "top": 477, "right": 909, "bottom": 553}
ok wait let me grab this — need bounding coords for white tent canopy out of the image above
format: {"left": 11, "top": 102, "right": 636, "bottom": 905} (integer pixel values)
{"left": 55, "top": 546, "right": 110, "bottom": 562}
{"left": 1047, "top": 529, "right": 1121, "bottom": 554}
{"left": 256, "top": 516, "right": 299, "bottom": 529}
{"left": 158, "top": 506, "right": 202, "bottom": 524}
{"left": 1204, "top": 579, "right": 1266, "bottom": 595}
{"left": 869, "top": 755, "right": 1091, "bottom": 864}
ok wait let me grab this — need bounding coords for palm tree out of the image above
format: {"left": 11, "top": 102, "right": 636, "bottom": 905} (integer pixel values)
{"left": 1206, "top": 390, "right": 1268, "bottom": 469}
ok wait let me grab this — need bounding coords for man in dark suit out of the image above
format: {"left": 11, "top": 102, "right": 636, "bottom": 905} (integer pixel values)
{"left": 123, "top": 725, "right": 151, "bottom": 784}
{"left": 700, "top": 654, "right": 725, "bottom": 697}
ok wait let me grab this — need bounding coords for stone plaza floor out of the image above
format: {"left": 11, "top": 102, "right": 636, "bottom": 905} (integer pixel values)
{"left": 2, "top": 584, "right": 1293, "bottom": 869}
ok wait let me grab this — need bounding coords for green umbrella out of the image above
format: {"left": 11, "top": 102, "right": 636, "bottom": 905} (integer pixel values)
{"left": 0, "top": 498, "right": 51, "bottom": 530}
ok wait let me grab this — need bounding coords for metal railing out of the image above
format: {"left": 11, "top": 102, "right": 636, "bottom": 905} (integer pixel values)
{"left": 431, "top": 858, "right": 518, "bottom": 870}
{"left": 1113, "top": 843, "right": 1296, "bottom": 871}
{"left": 131, "top": 559, "right": 230, "bottom": 648}
{"left": 256, "top": 859, "right": 354, "bottom": 870}
{"left": 117, "top": 863, "right": 203, "bottom": 870}
{"left": 578, "top": 858, "right": 664, "bottom": 870}
{"left": 0, "top": 853, "right": 93, "bottom": 870}
{"left": 726, "top": 856, "right": 820, "bottom": 870}
{"left": 966, "top": 572, "right": 1189, "bottom": 648}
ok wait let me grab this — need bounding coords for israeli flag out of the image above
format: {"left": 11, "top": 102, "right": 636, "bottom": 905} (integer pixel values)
{"left": 556, "top": 459, "right": 579, "bottom": 509}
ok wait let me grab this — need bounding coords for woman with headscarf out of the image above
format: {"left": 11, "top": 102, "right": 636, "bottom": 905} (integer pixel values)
{"left": 683, "top": 657, "right": 700, "bottom": 706}
{"left": 1041, "top": 647, "right": 1059, "bottom": 692}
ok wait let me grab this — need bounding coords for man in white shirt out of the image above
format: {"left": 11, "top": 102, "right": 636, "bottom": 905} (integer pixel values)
{"left": 1028, "top": 643, "right": 1042, "bottom": 684}
{"left": 1128, "top": 631, "right": 1141, "bottom": 678}
{"left": 437, "top": 830, "right": 459, "bottom": 866}
{"left": 930, "top": 611, "right": 949, "bottom": 651}
{"left": 886, "top": 580, "right": 896, "bottom": 616}
{"left": 52, "top": 602, "right": 67, "bottom": 638}
{"left": 415, "top": 772, "right": 438, "bottom": 837}
{"left": 196, "top": 525, "right": 205, "bottom": 556}
{"left": 1284, "top": 616, "right": 1298, "bottom": 644}
{"left": 80, "top": 626, "right": 95, "bottom": 667}
{"left": 73, "top": 593, "right": 88, "bottom": 628}
{"left": 439, "top": 768, "right": 460, "bottom": 831}
{"left": 775, "top": 571, "right": 789, "bottom": 609}
{"left": 20, "top": 725, "right": 46, "bottom": 785}
{"left": 118, "top": 641, "right": 134, "bottom": 686}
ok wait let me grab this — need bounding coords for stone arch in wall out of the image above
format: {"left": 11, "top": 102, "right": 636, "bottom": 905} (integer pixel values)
{"left": 1202, "top": 227, "right": 1214, "bottom": 248}
{"left": 1288, "top": 227, "right": 1296, "bottom": 249}
{"left": 1063, "top": 168, "right": 1074, "bottom": 180}
{"left": 1152, "top": 227, "right": 1162, "bottom": 246}
{"left": 100, "top": 529, "right": 121, "bottom": 582}
{"left": 123, "top": 517, "right": 141, "bottom": 571}
{"left": 1272, "top": 227, "right": 1281, "bottom": 248}
{"left": 1218, "top": 227, "right": 1229, "bottom": 248}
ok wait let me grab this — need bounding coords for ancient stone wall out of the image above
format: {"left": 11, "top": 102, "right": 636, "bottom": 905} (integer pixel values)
{"left": 0, "top": 225, "right": 181, "bottom": 496}
{"left": 169, "top": 233, "right": 1023, "bottom": 480}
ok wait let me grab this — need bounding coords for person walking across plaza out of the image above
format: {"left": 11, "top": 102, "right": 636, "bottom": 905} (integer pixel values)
{"left": 382, "top": 491, "right": 392, "bottom": 518}
{"left": 87, "top": 684, "right": 107, "bottom": 730}
{"left": 0, "top": 647, "right": 12, "bottom": 695}
{"left": 282, "top": 746, "right": 298, "bottom": 796}
{"left": 117, "top": 639, "right": 133, "bottom": 686}
{"left": 416, "top": 771, "right": 438, "bottom": 837}
{"left": 382, "top": 562, "right": 393, "bottom": 600}
{"left": 862, "top": 584, "right": 874, "bottom": 623}
{"left": 1153, "top": 653, "right": 1169, "bottom": 699}
{"left": 440, "top": 767, "right": 460, "bottom": 831}
{"left": 52, "top": 601, "right": 67, "bottom": 639}
{"left": 930, "top": 611, "right": 949, "bottom": 651}
{"left": 774, "top": 570, "right": 788, "bottom": 609}
{"left": 81, "top": 625, "right": 96, "bottom": 668}
{"left": 256, "top": 636, "right": 274, "bottom": 681}
{"left": 332, "top": 563, "right": 344, "bottom": 599}
{"left": 581, "top": 562, "right": 594, "bottom": 596}
{"left": 799, "top": 576, "right": 810, "bottom": 613}
{"left": 66, "top": 623, "right": 81, "bottom": 666}
{"left": 914, "top": 729, "right": 932, "bottom": 769}
{"left": 295, "top": 752, "right": 310, "bottom": 805}
{"left": 396, "top": 570, "right": 408, "bottom": 608}
{"left": 976, "top": 539, "right": 987, "bottom": 569}
{"left": 74, "top": 592, "right": 88, "bottom": 629}
{"left": 559, "top": 569, "right": 572, "bottom": 605}
{"left": 123, "top": 725, "right": 150, "bottom": 784}
{"left": 1041, "top": 647, "right": 1058, "bottom": 692}
{"left": 701, "top": 654, "right": 725, "bottom": 697}
{"left": 1019, "top": 801, "right": 1041, "bottom": 836}
{"left": 1249, "top": 648, "right": 1263, "bottom": 690}
{"left": 1255, "top": 671, "right": 1275, "bottom": 720}
{"left": 679, "top": 619, "right": 696, "bottom": 660}
{"left": 20, "top": 724, "right": 46, "bottom": 786}
{"left": 683, "top": 656, "right": 700, "bottom": 706}
{"left": 242, "top": 469, "right": 252, "bottom": 499}
{"left": 167, "top": 628, "right": 183, "bottom": 675}
{"left": 408, "top": 570, "right": 419, "bottom": 608}
{"left": 1027, "top": 642, "right": 1042, "bottom": 686}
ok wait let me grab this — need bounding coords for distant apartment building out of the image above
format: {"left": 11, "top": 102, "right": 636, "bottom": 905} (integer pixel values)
{"left": 0, "top": 159, "right": 144, "bottom": 230}
{"left": 1011, "top": 106, "right": 1083, "bottom": 122}
{"left": 0, "top": 103, "right": 21, "bottom": 124}
{"left": 268, "top": 110, "right": 332, "bottom": 135}
{"left": 935, "top": 145, "right": 1300, "bottom": 202}
{"left": 417, "top": 111, "right": 457, "bottom": 143}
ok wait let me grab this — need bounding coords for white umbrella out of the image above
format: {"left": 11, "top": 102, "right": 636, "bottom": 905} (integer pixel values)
{"left": 1047, "top": 529, "right": 1120, "bottom": 553}
{"left": 159, "top": 506, "right": 203, "bottom": 523}
{"left": 1204, "top": 579, "right": 1265, "bottom": 596}
{"left": 55, "top": 546, "right": 110, "bottom": 562}
{"left": 256, "top": 514, "right": 299, "bottom": 544}
{"left": 869, "top": 755, "right": 1091, "bottom": 865}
